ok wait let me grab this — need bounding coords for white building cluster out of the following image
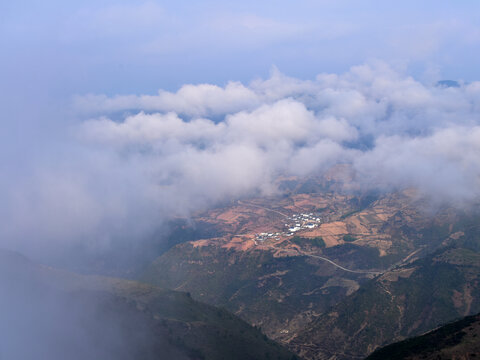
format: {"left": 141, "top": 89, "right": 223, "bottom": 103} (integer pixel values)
{"left": 254, "top": 212, "right": 323, "bottom": 242}
{"left": 256, "top": 232, "right": 281, "bottom": 242}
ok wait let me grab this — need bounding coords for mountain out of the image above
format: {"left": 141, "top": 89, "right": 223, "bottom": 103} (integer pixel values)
{"left": 289, "top": 243, "right": 480, "bottom": 359}
{"left": 143, "top": 242, "right": 371, "bottom": 342}
{"left": 142, "top": 176, "right": 401, "bottom": 342}
{"left": 141, "top": 175, "right": 480, "bottom": 359}
{"left": 0, "top": 249, "right": 298, "bottom": 360}
{"left": 436, "top": 80, "right": 461, "bottom": 88}
{"left": 365, "top": 312, "right": 480, "bottom": 360}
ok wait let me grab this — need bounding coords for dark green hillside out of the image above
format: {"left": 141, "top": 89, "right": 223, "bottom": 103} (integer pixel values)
{"left": 142, "top": 244, "right": 369, "bottom": 340}
{"left": 366, "top": 312, "right": 480, "bottom": 359}
{"left": 141, "top": 193, "right": 480, "bottom": 359}
{"left": 0, "top": 249, "right": 298, "bottom": 360}
{"left": 291, "top": 236, "right": 326, "bottom": 248}
{"left": 290, "top": 244, "right": 480, "bottom": 360}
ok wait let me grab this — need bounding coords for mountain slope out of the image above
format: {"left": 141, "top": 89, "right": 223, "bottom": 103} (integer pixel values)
{"left": 142, "top": 242, "right": 371, "bottom": 342}
{"left": 139, "top": 176, "right": 480, "bottom": 359}
{"left": 141, "top": 185, "right": 467, "bottom": 345}
{"left": 289, "top": 244, "right": 480, "bottom": 359}
{"left": 365, "top": 312, "right": 480, "bottom": 360}
{"left": 0, "top": 249, "right": 298, "bottom": 360}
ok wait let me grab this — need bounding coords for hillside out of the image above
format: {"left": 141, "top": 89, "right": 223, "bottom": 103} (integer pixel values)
{"left": 0, "top": 249, "right": 298, "bottom": 360}
{"left": 143, "top": 243, "right": 370, "bottom": 341}
{"left": 365, "top": 312, "right": 480, "bottom": 360}
{"left": 289, "top": 243, "right": 480, "bottom": 359}
{"left": 141, "top": 175, "right": 480, "bottom": 359}
{"left": 142, "top": 179, "right": 465, "bottom": 336}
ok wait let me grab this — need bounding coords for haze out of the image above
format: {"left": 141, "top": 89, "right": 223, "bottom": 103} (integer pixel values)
{"left": 1, "top": 2, "right": 480, "bottom": 359}
{"left": 1, "top": 0, "right": 480, "bottom": 257}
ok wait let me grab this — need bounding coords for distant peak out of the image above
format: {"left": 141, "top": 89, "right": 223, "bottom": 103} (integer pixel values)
{"left": 436, "top": 80, "right": 460, "bottom": 88}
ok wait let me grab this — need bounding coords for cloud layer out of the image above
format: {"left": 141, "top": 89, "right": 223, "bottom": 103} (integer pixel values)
{"left": 3, "top": 63, "right": 480, "bottom": 255}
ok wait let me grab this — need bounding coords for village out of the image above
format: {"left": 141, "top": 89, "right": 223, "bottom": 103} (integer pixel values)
{"left": 255, "top": 212, "right": 325, "bottom": 242}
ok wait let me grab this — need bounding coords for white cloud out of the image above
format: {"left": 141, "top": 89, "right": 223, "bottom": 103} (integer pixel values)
{"left": 224, "top": 99, "right": 316, "bottom": 145}
{"left": 5, "top": 62, "right": 480, "bottom": 252}
{"left": 76, "top": 62, "right": 480, "bottom": 208}
{"left": 80, "top": 112, "right": 225, "bottom": 145}
{"left": 75, "top": 82, "right": 260, "bottom": 117}
{"left": 354, "top": 126, "right": 480, "bottom": 203}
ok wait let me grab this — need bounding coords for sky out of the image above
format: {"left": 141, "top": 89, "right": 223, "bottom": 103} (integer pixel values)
{"left": 3, "top": 4, "right": 480, "bottom": 358}
{"left": 1, "top": 1, "right": 480, "bottom": 260}
{"left": 1, "top": 0, "right": 480, "bottom": 96}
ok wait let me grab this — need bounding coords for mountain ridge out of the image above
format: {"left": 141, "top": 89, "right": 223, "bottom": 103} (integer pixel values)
{"left": 0, "top": 248, "right": 299, "bottom": 360}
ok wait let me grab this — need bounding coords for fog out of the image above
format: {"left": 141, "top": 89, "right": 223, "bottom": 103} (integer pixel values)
{"left": 2, "top": 66, "right": 478, "bottom": 355}
{"left": 2, "top": 63, "right": 479, "bottom": 260}
{"left": 2, "top": 0, "right": 480, "bottom": 261}
{"left": 2, "top": 2, "right": 480, "bottom": 358}
{"left": 0, "top": 250, "right": 187, "bottom": 360}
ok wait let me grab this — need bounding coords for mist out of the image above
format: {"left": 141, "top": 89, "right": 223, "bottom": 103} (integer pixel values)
{"left": 0, "top": 250, "right": 188, "bottom": 360}
{"left": 2, "top": 2, "right": 480, "bottom": 359}
{"left": 2, "top": 0, "right": 480, "bottom": 260}
{"left": 1, "top": 63, "right": 479, "bottom": 260}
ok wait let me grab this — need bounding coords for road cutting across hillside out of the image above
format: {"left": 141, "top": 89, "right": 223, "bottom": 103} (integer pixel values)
{"left": 243, "top": 201, "right": 383, "bottom": 275}
{"left": 266, "top": 244, "right": 383, "bottom": 275}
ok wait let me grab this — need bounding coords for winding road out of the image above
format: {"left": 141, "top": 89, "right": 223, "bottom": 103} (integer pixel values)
{"left": 266, "top": 244, "right": 383, "bottom": 275}
{"left": 241, "top": 200, "right": 383, "bottom": 275}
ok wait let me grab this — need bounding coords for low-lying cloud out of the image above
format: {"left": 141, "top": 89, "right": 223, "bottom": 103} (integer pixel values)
{"left": 3, "top": 62, "right": 480, "bottom": 257}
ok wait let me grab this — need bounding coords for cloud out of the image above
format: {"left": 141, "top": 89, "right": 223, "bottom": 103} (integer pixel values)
{"left": 75, "top": 81, "right": 261, "bottom": 117}
{"left": 3, "top": 62, "right": 480, "bottom": 258}
{"left": 74, "top": 61, "right": 480, "bottom": 208}
{"left": 81, "top": 112, "right": 226, "bottom": 145}
{"left": 224, "top": 99, "right": 317, "bottom": 145}
{"left": 354, "top": 126, "right": 480, "bottom": 203}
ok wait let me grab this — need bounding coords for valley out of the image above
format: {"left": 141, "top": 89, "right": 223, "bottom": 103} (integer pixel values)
{"left": 366, "top": 312, "right": 480, "bottom": 360}
{"left": 6, "top": 2, "right": 480, "bottom": 359}
{"left": 3, "top": 172, "right": 477, "bottom": 360}
{"left": 142, "top": 174, "right": 480, "bottom": 359}
{"left": 0, "top": 249, "right": 297, "bottom": 360}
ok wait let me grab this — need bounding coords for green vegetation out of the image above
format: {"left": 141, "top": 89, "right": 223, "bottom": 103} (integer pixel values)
{"left": 366, "top": 313, "right": 480, "bottom": 360}
{"left": 418, "top": 223, "right": 450, "bottom": 247}
{"left": 453, "top": 213, "right": 480, "bottom": 252}
{"left": 296, "top": 178, "right": 326, "bottom": 194}
{"left": 0, "top": 249, "right": 297, "bottom": 360}
{"left": 342, "top": 234, "right": 356, "bottom": 242}
{"left": 278, "top": 180, "right": 299, "bottom": 193}
{"left": 143, "top": 243, "right": 367, "bottom": 341}
{"left": 291, "top": 236, "right": 326, "bottom": 248}
{"left": 141, "top": 193, "right": 480, "bottom": 360}
{"left": 340, "top": 193, "right": 379, "bottom": 219}
{"left": 340, "top": 209, "right": 361, "bottom": 219}
{"left": 292, "top": 243, "right": 480, "bottom": 360}
{"left": 322, "top": 243, "right": 399, "bottom": 269}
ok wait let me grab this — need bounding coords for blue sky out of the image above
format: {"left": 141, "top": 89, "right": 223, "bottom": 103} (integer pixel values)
{"left": 1, "top": 0, "right": 480, "bottom": 98}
